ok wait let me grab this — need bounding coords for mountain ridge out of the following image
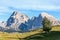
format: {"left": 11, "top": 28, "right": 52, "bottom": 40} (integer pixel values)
{"left": 0, "top": 11, "right": 60, "bottom": 32}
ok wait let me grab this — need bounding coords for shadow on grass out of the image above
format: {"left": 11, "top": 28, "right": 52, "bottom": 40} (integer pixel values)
{"left": 20, "top": 31, "right": 60, "bottom": 40}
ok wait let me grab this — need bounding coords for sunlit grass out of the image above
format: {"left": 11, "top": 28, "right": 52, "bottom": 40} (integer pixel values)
{"left": 0, "top": 26, "right": 60, "bottom": 40}
{"left": 0, "top": 29, "right": 42, "bottom": 40}
{"left": 51, "top": 26, "right": 60, "bottom": 31}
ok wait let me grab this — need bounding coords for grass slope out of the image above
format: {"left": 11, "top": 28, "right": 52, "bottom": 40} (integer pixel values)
{"left": 24, "top": 26, "right": 60, "bottom": 40}
{"left": 0, "top": 29, "right": 42, "bottom": 40}
{"left": 0, "top": 26, "right": 60, "bottom": 40}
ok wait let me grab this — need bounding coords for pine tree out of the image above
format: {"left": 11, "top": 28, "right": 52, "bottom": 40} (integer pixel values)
{"left": 42, "top": 17, "right": 52, "bottom": 33}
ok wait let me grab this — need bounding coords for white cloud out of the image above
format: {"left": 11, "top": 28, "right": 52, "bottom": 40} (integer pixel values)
{"left": 0, "top": 0, "right": 60, "bottom": 21}
{"left": 0, "top": 0, "right": 60, "bottom": 10}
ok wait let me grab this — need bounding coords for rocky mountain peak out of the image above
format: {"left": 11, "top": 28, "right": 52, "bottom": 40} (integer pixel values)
{"left": 0, "top": 11, "right": 60, "bottom": 32}
{"left": 41, "top": 12, "right": 54, "bottom": 18}
{"left": 6, "top": 11, "right": 29, "bottom": 27}
{"left": 40, "top": 12, "right": 57, "bottom": 21}
{"left": 40, "top": 12, "right": 60, "bottom": 25}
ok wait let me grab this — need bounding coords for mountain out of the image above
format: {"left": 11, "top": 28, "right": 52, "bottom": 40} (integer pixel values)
{"left": 41, "top": 12, "right": 60, "bottom": 25}
{"left": 0, "top": 21, "right": 6, "bottom": 31}
{"left": 26, "top": 13, "right": 43, "bottom": 30}
{"left": 0, "top": 11, "right": 60, "bottom": 32}
{"left": 6, "top": 11, "right": 29, "bottom": 26}
{"left": 26, "top": 12, "right": 60, "bottom": 30}
{"left": 0, "top": 21, "right": 6, "bottom": 28}
{"left": 6, "top": 11, "right": 29, "bottom": 32}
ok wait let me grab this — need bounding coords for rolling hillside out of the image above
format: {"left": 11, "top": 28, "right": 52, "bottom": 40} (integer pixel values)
{"left": 0, "top": 26, "right": 60, "bottom": 40}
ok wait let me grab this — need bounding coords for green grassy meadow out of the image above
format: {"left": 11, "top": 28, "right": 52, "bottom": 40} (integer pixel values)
{"left": 0, "top": 26, "right": 60, "bottom": 40}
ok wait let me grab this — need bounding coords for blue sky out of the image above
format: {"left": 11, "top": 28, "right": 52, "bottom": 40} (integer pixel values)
{"left": 0, "top": 0, "right": 60, "bottom": 21}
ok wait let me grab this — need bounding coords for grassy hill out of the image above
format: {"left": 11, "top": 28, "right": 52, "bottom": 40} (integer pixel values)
{"left": 0, "top": 26, "right": 60, "bottom": 40}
